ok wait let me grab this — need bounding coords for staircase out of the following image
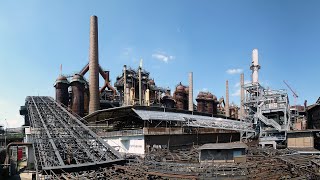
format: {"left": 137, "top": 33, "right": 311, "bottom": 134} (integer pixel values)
{"left": 256, "top": 113, "right": 281, "bottom": 131}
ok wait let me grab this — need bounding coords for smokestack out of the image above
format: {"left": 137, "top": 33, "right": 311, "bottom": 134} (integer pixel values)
{"left": 138, "top": 66, "right": 142, "bottom": 105}
{"left": 123, "top": 65, "right": 127, "bottom": 106}
{"left": 225, "top": 80, "right": 230, "bottom": 117}
{"left": 240, "top": 73, "right": 245, "bottom": 119}
{"left": 89, "top": 15, "right": 100, "bottom": 114}
{"left": 251, "top": 49, "right": 260, "bottom": 84}
{"left": 188, "top": 72, "right": 193, "bottom": 111}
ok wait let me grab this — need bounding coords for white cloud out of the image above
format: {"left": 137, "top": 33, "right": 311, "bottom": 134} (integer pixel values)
{"left": 152, "top": 52, "right": 174, "bottom": 63}
{"left": 232, "top": 89, "right": 241, "bottom": 97}
{"left": 226, "top": 68, "right": 243, "bottom": 75}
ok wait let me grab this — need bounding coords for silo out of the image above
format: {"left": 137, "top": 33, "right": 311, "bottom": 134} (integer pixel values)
{"left": 196, "top": 92, "right": 206, "bottom": 113}
{"left": 54, "top": 75, "right": 69, "bottom": 106}
{"left": 70, "top": 74, "right": 85, "bottom": 117}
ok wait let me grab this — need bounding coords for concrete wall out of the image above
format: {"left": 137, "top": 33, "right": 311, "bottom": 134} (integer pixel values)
{"left": 287, "top": 132, "right": 314, "bottom": 148}
{"left": 103, "top": 135, "right": 145, "bottom": 155}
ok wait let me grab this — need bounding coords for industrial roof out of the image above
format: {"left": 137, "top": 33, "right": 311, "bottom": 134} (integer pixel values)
{"left": 83, "top": 106, "right": 254, "bottom": 132}
{"left": 198, "top": 142, "right": 248, "bottom": 150}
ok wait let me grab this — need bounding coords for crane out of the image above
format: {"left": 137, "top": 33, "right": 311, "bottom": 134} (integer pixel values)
{"left": 283, "top": 80, "right": 298, "bottom": 99}
{"left": 283, "top": 80, "right": 299, "bottom": 125}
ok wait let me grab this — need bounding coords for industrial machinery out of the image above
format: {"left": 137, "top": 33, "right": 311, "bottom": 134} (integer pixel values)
{"left": 242, "top": 49, "right": 291, "bottom": 147}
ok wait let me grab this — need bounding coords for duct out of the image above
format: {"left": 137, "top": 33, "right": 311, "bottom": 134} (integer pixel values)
{"left": 79, "top": 63, "right": 89, "bottom": 76}
{"left": 98, "top": 66, "right": 117, "bottom": 97}
{"left": 89, "top": 15, "right": 100, "bottom": 114}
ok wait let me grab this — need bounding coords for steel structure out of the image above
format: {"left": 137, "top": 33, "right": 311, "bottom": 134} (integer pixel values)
{"left": 133, "top": 109, "right": 254, "bottom": 132}
{"left": 25, "top": 96, "right": 123, "bottom": 179}
{"left": 242, "top": 83, "right": 291, "bottom": 143}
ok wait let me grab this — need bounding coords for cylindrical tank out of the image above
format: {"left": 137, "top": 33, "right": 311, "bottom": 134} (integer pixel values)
{"left": 196, "top": 92, "right": 206, "bottom": 113}
{"left": 70, "top": 74, "right": 85, "bottom": 117}
{"left": 84, "top": 86, "right": 89, "bottom": 116}
{"left": 54, "top": 75, "right": 69, "bottom": 106}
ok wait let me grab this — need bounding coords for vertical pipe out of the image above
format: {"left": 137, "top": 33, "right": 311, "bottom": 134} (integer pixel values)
{"left": 145, "top": 89, "right": 150, "bottom": 106}
{"left": 123, "top": 65, "right": 127, "bottom": 106}
{"left": 89, "top": 15, "right": 100, "bottom": 114}
{"left": 138, "top": 67, "right": 142, "bottom": 105}
{"left": 188, "top": 72, "right": 193, "bottom": 111}
{"left": 225, "top": 80, "right": 230, "bottom": 117}
{"left": 240, "top": 73, "right": 245, "bottom": 119}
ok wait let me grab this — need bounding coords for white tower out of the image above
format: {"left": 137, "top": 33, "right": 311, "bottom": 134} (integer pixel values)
{"left": 250, "top": 49, "right": 260, "bottom": 84}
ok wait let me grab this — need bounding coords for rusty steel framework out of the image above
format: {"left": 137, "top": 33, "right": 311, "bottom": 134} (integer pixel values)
{"left": 25, "top": 96, "right": 124, "bottom": 179}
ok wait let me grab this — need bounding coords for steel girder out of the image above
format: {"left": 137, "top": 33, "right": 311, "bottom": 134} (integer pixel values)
{"left": 25, "top": 96, "right": 124, "bottom": 176}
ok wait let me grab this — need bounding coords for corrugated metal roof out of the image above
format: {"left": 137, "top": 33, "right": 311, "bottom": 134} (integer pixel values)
{"left": 198, "top": 142, "right": 248, "bottom": 150}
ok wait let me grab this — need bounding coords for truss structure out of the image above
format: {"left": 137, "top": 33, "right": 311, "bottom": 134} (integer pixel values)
{"left": 25, "top": 96, "right": 124, "bottom": 179}
{"left": 242, "top": 83, "right": 291, "bottom": 142}
{"left": 133, "top": 109, "right": 254, "bottom": 132}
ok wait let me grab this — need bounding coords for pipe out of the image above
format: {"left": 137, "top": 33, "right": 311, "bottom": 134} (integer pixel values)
{"left": 240, "top": 73, "right": 245, "bottom": 119}
{"left": 88, "top": 15, "right": 100, "bottom": 114}
{"left": 123, "top": 65, "right": 127, "bottom": 106}
{"left": 225, "top": 80, "right": 230, "bottom": 117}
{"left": 145, "top": 89, "right": 150, "bottom": 106}
{"left": 5, "top": 142, "right": 32, "bottom": 165}
{"left": 98, "top": 66, "right": 117, "bottom": 97}
{"left": 79, "top": 63, "right": 89, "bottom": 76}
{"left": 138, "top": 67, "right": 142, "bottom": 105}
{"left": 188, "top": 72, "right": 193, "bottom": 111}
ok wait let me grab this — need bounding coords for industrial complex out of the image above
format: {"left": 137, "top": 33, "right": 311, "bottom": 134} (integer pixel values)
{"left": 2, "top": 15, "right": 320, "bottom": 179}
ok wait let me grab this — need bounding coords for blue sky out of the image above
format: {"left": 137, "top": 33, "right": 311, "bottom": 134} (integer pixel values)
{"left": 1, "top": 0, "right": 320, "bottom": 127}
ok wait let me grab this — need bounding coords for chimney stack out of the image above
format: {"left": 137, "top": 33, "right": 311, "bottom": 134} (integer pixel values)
{"left": 188, "top": 72, "right": 193, "bottom": 111}
{"left": 240, "top": 73, "right": 245, "bottom": 119}
{"left": 225, "top": 80, "right": 230, "bottom": 117}
{"left": 89, "top": 15, "right": 100, "bottom": 114}
{"left": 123, "top": 65, "right": 127, "bottom": 106}
{"left": 138, "top": 66, "right": 142, "bottom": 105}
{"left": 251, "top": 49, "right": 260, "bottom": 84}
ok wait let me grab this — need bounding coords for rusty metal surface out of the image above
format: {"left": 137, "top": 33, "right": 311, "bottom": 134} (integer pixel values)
{"left": 88, "top": 15, "right": 100, "bottom": 114}
{"left": 71, "top": 75, "right": 85, "bottom": 117}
